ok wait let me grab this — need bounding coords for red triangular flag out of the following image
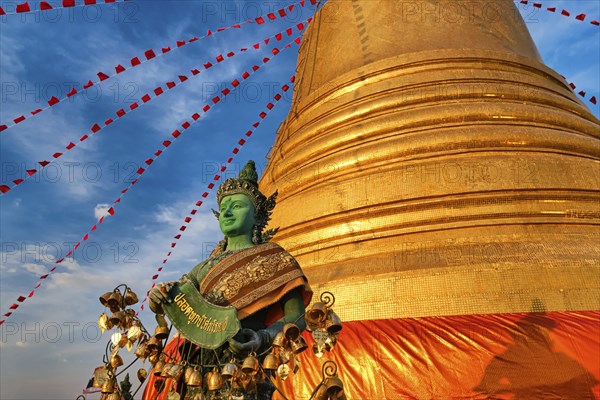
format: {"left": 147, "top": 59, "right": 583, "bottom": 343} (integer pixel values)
{"left": 16, "top": 2, "right": 31, "bottom": 13}
{"left": 115, "top": 64, "right": 125, "bottom": 73}
{"left": 83, "top": 80, "right": 94, "bottom": 89}
{"left": 40, "top": 1, "right": 53, "bottom": 10}
{"left": 144, "top": 49, "right": 156, "bottom": 60}
{"left": 48, "top": 96, "right": 60, "bottom": 106}
{"left": 0, "top": 185, "right": 10, "bottom": 194}
{"left": 576, "top": 14, "right": 586, "bottom": 21}
{"left": 561, "top": 9, "right": 570, "bottom": 17}
{"left": 67, "top": 87, "right": 77, "bottom": 97}
{"left": 97, "top": 72, "right": 109, "bottom": 81}
{"left": 130, "top": 56, "right": 141, "bottom": 66}
{"left": 63, "top": 0, "right": 75, "bottom": 7}
{"left": 255, "top": 16, "right": 265, "bottom": 24}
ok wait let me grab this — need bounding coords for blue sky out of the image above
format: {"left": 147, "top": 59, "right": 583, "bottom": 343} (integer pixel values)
{"left": 0, "top": 1, "right": 598, "bottom": 398}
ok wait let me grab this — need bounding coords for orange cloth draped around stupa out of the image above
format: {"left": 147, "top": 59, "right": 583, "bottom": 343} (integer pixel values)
{"left": 274, "top": 311, "right": 600, "bottom": 399}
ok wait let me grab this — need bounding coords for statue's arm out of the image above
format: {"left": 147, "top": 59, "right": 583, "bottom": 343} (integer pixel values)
{"left": 148, "top": 260, "right": 205, "bottom": 313}
{"left": 229, "top": 288, "right": 306, "bottom": 354}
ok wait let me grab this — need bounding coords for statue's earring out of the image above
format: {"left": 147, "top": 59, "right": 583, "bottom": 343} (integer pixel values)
{"left": 251, "top": 225, "right": 261, "bottom": 244}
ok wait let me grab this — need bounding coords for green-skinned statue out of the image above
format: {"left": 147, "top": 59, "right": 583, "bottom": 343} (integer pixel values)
{"left": 144, "top": 161, "right": 312, "bottom": 400}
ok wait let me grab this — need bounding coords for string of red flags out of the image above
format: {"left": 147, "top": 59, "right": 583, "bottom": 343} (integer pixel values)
{"left": 0, "top": 18, "right": 313, "bottom": 196}
{"left": 516, "top": 0, "right": 599, "bottom": 26}
{"left": 0, "top": 0, "right": 317, "bottom": 133}
{"left": 0, "top": 32, "right": 307, "bottom": 326}
{"left": 138, "top": 76, "right": 296, "bottom": 313}
{"left": 0, "top": 0, "right": 131, "bottom": 16}
{"left": 566, "top": 80, "right": 598, "bottom": 106}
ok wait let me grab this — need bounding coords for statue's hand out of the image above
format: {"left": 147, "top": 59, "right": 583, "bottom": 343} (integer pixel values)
{"left": 147, "top": 281, "right": 175, "bottom": 314}
{"left": 228, "top": 328, "right": 262, "bottom": 356}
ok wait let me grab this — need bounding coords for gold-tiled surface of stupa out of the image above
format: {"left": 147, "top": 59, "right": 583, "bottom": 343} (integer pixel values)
{"left": 260, "top": 0, "right": 600, "bottom": 321}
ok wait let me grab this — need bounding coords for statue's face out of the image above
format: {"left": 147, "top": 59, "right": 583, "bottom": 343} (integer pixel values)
{"left": 218, "top": 193, "right": 256, "bottom": 237}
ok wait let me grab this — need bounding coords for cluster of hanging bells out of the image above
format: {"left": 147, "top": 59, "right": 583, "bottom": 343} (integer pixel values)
{"left": 305, "top": 299, "right": 342, "bottom": 358}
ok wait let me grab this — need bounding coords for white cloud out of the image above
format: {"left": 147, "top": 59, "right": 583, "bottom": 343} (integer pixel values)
{"left": 22, "top": 263, "right": 47, "bottom": 275}
{"left": 94, "top": 203, "right": 111, "bottom": 219}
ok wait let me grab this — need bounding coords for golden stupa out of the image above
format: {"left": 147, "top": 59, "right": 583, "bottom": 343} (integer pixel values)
{"left": 261, "top": 0, "right": 600, "bottom": 321}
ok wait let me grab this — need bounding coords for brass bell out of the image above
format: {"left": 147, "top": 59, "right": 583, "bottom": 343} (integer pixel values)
{"left": 153, "top": 357, "right": 166, "bottom": 376}
{"left": 313, "top": 384, "right": 329, "bottom": 400}
{"left": 326, "top": 311, "right": 342, "bottom": 334}
{"left": 109, "top": 311, "right": 126, "bottom": 326}
{"left": 290, "top": 336, "right": 309, "bottom": 354}
{"left": 92, "top": 365, "right": 109, "bottom": 388}
{"left": 154, "top": 325, "right": 170, "bottom": 340}
{"left": 124, "top": 288, "right": 139, "bottom": 305}
{"left": 241, "top": 354, "right": 259, "bottom": 375}
{"left": 326, "top": 376, "right": 344, "bottom": 397}
{"left": 184, "top": 365, "right": 195, "bottom": 383}
{"left": 166, "top": 387, "right": 181, "bottom": 400}
{"left": 206, "top": 368, "right": 224, "bottom": 391}
{"left": 110, "top": 353, "right": 124, "bottom": 368}
{"left": 272, "top": 332, "right": 287, "bottom": 348}
{"left": 307, "top": 302, "right": 328, "bottom": 324}
{"left": 221, "top": 361, "right": 238, "bottom": 380}
{"left": 148, "top": 352, "right": 159, "bottom": 366}
{"left": 282, "top": 323, "right": 301, "bottom": 341}
{"left": 262, "top": 352, "right": 279, "bottom": 371}
{"left": 134, "top": 341, "right": 148, "bottom": 360}
{"left": 146, "top": 336, "right": 161, "bottom": 353}
{"left": 99, "top": 291, "right": 113, "bottom": 307}
{"left": 160, "top": 362, "right": 173, "bottom": 378}
{"left": 186, "top": 366, "right": 202, "bottom": 387}
{"left": 101, "top": 378, "right": 116, "bottom": 394}
{"left": 168, "top": 364, "right": 184, "bottom": 381}
{"left": 137, "top": 368, "right": 148, "bottom": 383}
{"left": 107, "top": 289, "right": 123, "bottom": 310}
